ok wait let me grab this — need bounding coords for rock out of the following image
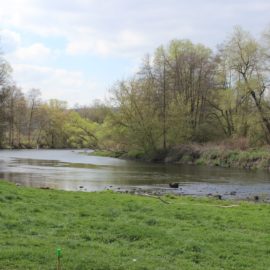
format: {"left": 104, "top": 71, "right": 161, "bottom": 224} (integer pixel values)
{"left": 230, "top": 191, "right": 237, "bottom": 196}
{"left": 169, "top": 183, "right": 179, "bottom": 188}
{"left": 40, "top": 187, "right": 50, "bottom": 190}
{"left": 15, "top": 183, "right": 21, "bottom": 187}
{"left": 79, "top": 186, "right": 84, "bottom": 189}
{"left": 214, "top": 194, "right": 222, "bottom": 200}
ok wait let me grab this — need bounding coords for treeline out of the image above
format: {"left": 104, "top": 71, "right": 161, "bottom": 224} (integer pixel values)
{"left": 1, "top": 26, "right": 270, "bottom": 154}
{"left": 107, "top": 26, "right": 270, "bottom": 156}
{"left": 0, "top": 71, "right": 103, "bottom": 148}
{"left": 0, "top": 87, "right": 101, "bottom": 149}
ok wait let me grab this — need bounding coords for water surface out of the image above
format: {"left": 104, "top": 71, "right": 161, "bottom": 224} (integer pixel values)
{"left": 0, "top": 149, "right": 270, "bottom": 200}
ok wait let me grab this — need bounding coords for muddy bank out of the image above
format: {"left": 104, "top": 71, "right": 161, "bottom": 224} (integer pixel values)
{"left": 18, "top": 180, "right": 270, "bottom": 203}
{"left": 99, "top": 183, "right": 270, "bottom": 203}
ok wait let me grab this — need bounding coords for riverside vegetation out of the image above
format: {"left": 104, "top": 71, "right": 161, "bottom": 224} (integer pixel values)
{"left": 0, "top": 180, "right": 270, "bottom": 270}
{"left": 2, "top": 21, "right": 270, "bottom": 270}
{"left": 2, "top": 26, "right": 270, "bottom": 171}
{"left": 90, "top": 143, "right": 270, "bottom": 170}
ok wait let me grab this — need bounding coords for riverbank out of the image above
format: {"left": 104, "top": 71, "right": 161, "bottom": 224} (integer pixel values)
{"left": 90, "top": 144, "right": 270, "bottom": 170}
{"left": 165, "top": 144, "right": 270, "bottom": 170}
{"left": 0, "top": 180, "right": 269, "bottom": 270}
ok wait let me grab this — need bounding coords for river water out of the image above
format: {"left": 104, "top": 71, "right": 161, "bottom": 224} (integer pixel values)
{"left": 0, "top": 149, "right": 270, "bottom": 200}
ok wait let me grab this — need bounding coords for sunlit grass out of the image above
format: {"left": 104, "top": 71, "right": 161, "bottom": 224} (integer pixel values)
{"left": 0, "top": 180, "right": 269, "bottom": 269}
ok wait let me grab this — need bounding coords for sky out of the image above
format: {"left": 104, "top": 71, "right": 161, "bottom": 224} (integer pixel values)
{"left": 1, "top": 0, "right": 270, "bottom": 106}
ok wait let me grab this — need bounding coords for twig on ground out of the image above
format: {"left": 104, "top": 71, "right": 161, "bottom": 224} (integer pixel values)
{"left": 138, "top": 194, "right": 171, "bottom": 204}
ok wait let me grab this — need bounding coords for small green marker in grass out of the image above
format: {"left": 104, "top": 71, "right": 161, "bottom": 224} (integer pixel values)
{"left": 56, "top": 248, "right": 62, "bottom": 257}
{"left": 56, "top": 248, "right": 62, "bottom": 270}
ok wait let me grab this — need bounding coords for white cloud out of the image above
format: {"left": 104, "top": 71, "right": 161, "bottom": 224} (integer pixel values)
{"left": 1, "top": 0, "right": 270, "bottom": 104}
{"left": 13, "top": 43, "right": 52, "bottom": 62}
{"left": 2, "top": 0, "right": 270, "bottom": 57}
{"left": 0, "top": 29, "right": 21, "bottom": 53}
{"left": 66, "top": 30, "right": 146, "bottom": 57}
{"left": 11, "top": 63, "right": 106, "bottom": 105}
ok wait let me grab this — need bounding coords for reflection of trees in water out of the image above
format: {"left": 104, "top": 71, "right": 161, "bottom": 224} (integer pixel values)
{"left": 0, "top": 151, "right": 270, "bottom": 197}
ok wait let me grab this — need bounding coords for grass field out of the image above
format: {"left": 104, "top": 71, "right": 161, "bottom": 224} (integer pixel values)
{"left": 0, "top": 180, "right": 270, "bottom": 269}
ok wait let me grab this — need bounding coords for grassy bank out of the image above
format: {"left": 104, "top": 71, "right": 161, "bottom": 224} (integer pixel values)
{"left": 88, "top": 150, "right": 125, "bottom": 158}
{"left": 0, "top": 181, "right": 270, "bottom": 269}
{"left": 165, "top": 145, "right": 270, "bottom": 170}
{"left": 195, "top": 148, "right": 270, "bottom": 169}
{"left": 91, "top": 145, "right": 270, "bottom": 170}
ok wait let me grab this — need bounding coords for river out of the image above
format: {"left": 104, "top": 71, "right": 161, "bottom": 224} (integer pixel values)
{"left": 0, "top": 149, "right": 270, "bottom": 200}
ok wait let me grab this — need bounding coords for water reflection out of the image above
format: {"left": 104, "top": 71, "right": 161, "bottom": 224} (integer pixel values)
{"left": 0, "top": 149, "right": 270, "bottom": 198}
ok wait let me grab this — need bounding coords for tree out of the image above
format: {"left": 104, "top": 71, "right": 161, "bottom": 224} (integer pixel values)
{"left": 64, "top": 112, "right": 98, "bottom": 148}
{"left": 0, "top": 50, "right": 12, "bottom": 146}
{"left": 0, "top": 53, "right": 11, "bottom": 87}
{"left": 75, "top": 100, "right": 110, "bottom": 124}
{"left": 26, "top": 89, "right": 41, "bottom": 146}
{"left": 222, "top": 27, "right": 270, "bottom": 142}
{"left": 39, "top": 100, "right": 68, "bottom": 148}
{"left": 166, "top": 40, "right": 215, "bottom": 139}
{"left": 111, "top": 79, "right": 160, "bottom": 153}
{"left": 4, "top": 85, "right": 26, "bottom": 147}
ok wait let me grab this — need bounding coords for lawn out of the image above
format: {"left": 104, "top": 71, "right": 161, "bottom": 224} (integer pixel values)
{"left": 0, "top": 180, "right": 269, "bottom": 270}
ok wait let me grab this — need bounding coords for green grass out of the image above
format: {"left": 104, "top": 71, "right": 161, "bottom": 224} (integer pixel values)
{"left": 88, "top": 150, "right": 125, "bottom": 158}
{"left": 122, "top": 149, "right": 146, "bottom": 159}
{"left": 0, "top": 180, "right": 270, "bottom": 269}
{"left": 89, "top": 149, "right": 147, "bottom": 160}
{"left": 195, "top": 148, "right": 270, "bottom": 169}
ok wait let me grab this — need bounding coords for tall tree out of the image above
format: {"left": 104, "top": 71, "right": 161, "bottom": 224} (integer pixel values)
{"left": 223, "top": 27, "right": 270, "bottom": 142}
{"left": 26, "top": 89, "right": 41, "bottom": 146}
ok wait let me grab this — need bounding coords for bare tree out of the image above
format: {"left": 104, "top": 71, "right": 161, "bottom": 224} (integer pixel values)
{"left": 27, "top": 89, "right": 41, "bottom": 145}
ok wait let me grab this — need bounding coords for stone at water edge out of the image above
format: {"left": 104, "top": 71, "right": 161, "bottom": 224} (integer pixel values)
{"left": 169, "top": 183, "right": 179, "bottom": 188}
{"left": 214, "top": 194, "right": 222, "bottom": 200}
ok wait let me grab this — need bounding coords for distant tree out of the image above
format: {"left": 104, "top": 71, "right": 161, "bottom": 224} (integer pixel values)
{"left": 75, "top": 100, "right": 110, "bottom": 124}
{"left": 26, "top": 89, "right": 42, "bottom": 145}
{"left": 4, "top": 85, "right": 26, "bottom": 147}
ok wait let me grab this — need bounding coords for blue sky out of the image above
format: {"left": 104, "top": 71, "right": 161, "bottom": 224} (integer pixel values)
{"left": 1, "top": 0, "right": 270, "bottom": 106}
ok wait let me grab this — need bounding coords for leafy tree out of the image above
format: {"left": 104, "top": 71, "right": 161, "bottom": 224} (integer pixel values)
{"left": 64, "top": 112, "right": 98, "bottom": 148}
{"left": 221, "top": 27, "right": 270, "bottom": 143}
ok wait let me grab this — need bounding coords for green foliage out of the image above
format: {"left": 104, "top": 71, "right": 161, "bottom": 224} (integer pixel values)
{"left": 123, "top": 149, "right": 146, "bottom": 159}
{"left": 64, "top": 112, "right": 98, "bottom": 148}
{"left": 109, "top": 39, "right": 217, "bottom": 155}
{"left": 2, "top": 26, "right": 270, "bottom": 153}
{"left": 95, "top": 116, "right": 130, "bottom": 151}
{"left": 111, "top": 79, "right": 161, "bottom": 153}
{"left": 37, "top": 100, "right": 69, "bottom": 148}
{"left": 195, "top": 148, "right": 270, "bottom": 169}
